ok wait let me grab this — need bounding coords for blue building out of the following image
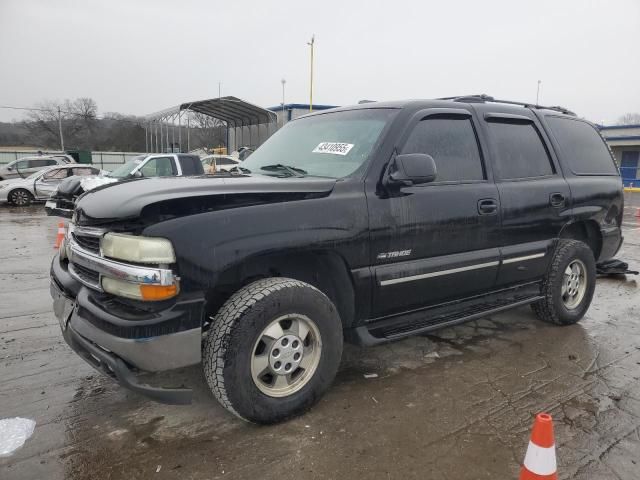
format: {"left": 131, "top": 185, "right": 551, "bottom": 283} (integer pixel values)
{"left": 599, "top": 124, "right": 640, "bottom": 187}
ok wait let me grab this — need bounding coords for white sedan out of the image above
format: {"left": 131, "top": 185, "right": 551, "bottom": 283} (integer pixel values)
{"left": 0, "top": 164, "right": 104, "bottom": 206}
{"left": 201, "top": 155, "right": 241, "bottom": 174}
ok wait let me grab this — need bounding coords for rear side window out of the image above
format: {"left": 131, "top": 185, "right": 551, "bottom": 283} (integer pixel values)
{"left": 72, "top": 167, "right": 96, "bottom": 176}
{"left": 545, "top": 117, "right": 618, "bottom": 175}
{"left": 401, "top": 117, "right": 484, "bottom": 182}
{"left": 218, "top": 158, "right": 237, "bottom": 166}
{"left": 486, "top": 121, "right": 553, "bottom": 179}
{"left": 180, "top": 155, "right": 204, "bottom": 175}
{"left": 28, "top": 159, "right": 51, "bottom": 168}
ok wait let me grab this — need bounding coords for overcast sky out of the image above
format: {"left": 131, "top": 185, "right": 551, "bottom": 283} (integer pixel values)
{"left": 0, "top": 0, "right": 638, "bottom": 124}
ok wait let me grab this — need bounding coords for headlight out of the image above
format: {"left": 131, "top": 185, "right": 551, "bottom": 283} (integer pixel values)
{"left": 101, "top": 233, "right": 176, "bottom": 264}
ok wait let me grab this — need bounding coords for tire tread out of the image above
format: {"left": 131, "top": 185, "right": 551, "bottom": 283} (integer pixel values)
{"left": 202, "top": 277, "right": 324, "bottom": 421}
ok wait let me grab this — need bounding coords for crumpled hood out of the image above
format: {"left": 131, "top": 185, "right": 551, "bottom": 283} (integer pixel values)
{"left": 79, "top": 176, "right": 118, "bottom": 192}
{"left": 75, "top": 175, "right": 337, "bottom": 223}
{"left": 55, "top": 174, "right": 118, "bottom": 198}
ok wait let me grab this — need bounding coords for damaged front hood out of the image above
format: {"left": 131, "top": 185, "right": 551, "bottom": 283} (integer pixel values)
{"left": 75, "top": 175, "right": 337, "bottom": 223}
{"left": 55, "top": 175, "right": 119, "bottom": 198}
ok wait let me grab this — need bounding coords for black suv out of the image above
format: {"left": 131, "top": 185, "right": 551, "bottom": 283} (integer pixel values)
{"left": 50, "top": 96, "right": 623, "bottom": 423}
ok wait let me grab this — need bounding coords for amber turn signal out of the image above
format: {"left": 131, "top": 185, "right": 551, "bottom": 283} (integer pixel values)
{"left": 139, "top": 283, "right": 179, "bottom": 301}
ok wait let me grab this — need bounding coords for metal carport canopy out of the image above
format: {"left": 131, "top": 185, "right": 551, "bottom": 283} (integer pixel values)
{"left": 146, "top": 96, "right": 276, "bottom": 126}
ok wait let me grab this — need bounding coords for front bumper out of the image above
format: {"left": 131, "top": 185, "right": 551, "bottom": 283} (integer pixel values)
{"left": 45, "top": 199, "right": 73, "bottom": 218}
{"left": 51, "top": 252, "right": 204, "bottom": 404}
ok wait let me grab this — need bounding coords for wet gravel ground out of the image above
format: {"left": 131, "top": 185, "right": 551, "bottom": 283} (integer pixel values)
{"left": 1, "top": 194, "right": 640, "bottom": 480}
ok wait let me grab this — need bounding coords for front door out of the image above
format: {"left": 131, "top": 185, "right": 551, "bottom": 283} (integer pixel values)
{"left": 33, "top": 168, "right": 69, "bottom": 199}
{"left": 368, "top": 109, "right": 502, "bottom": 318}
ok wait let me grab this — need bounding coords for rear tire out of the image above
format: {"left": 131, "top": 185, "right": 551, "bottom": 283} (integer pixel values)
{"left": 203, "top": 277, "right": 343, "bottom": 424}
{"left": 9, "top": 189, "right": 33, "bottom": 206}
{"left": 531, "top": 239, "right": 596, "bottom": 325}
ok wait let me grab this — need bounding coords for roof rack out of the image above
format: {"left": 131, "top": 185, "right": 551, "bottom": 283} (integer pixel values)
{"left": 438, "top": 94, "right": 576, "bottom": 116}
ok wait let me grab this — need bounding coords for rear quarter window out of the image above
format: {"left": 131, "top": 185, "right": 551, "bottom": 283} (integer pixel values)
{"left": 545, "top": 117, "right": 618, "bottom": 175}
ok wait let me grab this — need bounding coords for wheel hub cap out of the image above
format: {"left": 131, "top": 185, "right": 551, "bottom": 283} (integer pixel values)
{"left": 251, "top": 314, "right": 322, "bottom": 398}
{"left": 562, "top": 259, "right": 587, "bottom": 309}
{"left": 268, "top": 334, "right": 304, "bottom": 374}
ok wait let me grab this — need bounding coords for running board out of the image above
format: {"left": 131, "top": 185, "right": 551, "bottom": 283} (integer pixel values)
{"left": 347, "top": 296, "right": 543, "bottom": 346}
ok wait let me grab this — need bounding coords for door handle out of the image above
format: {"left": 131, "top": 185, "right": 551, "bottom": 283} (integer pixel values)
{"left": 477, "top": 198, "right": 498, "bottom": 215}
{"left": 550, "top": 193, "right": 565, "bottom": 208}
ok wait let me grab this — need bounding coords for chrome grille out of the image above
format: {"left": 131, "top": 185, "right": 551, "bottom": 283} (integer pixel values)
{"left": 72, "top": 233, "right": 101, "bottom": 253}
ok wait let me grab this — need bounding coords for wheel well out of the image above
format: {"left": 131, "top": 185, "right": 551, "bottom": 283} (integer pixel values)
{"left": 559, "top": 221, "right": 602, "bottom": 259}
{"left": 204, "top": 251, "right": 356, "bottom": 329}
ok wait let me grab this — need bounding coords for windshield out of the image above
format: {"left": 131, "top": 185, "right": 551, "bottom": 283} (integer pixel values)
{"left": 241, "top": 109, "right": 396, "bottom": 179}
{"left": 107, "top": 156, "right": 146, "bottom": 178}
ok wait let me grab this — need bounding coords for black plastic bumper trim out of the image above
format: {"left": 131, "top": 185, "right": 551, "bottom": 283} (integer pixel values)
{"left": 63, "top": 324, "right": 193, "bottom": 405}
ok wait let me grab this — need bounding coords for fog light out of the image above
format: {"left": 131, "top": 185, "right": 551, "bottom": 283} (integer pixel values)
{"left": 101, "top": 277, "right": 179, "bottom": 301}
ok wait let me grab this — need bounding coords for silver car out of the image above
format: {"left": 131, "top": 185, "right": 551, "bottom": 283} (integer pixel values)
{"left": 0, "top": 155, "right": 75, "bottom": 181}
{"left": 0, "top": 164, "right": 103, "bottom": 206}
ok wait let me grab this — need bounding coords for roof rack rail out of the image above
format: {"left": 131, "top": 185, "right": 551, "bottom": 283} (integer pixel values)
{"left": 438, "top": 94, "right": 576, "bottom": 116}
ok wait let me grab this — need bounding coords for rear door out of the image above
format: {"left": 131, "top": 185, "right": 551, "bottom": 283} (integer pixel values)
{"left": 476, "top": 109, "right": 571, "bottom": 286}
{"left": 368, "top": 108, "right": 502, "bottom": 318}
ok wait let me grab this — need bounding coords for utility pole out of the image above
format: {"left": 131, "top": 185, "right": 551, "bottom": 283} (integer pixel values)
{"left": 536, "top": 80, "right": 541, "bottom": 105}
{"left": 218, "top": 82, "right": 221, "bottom": 99}
{"left": 281, "top": 78, "right": 286, "bottom": 127}
{"left": 307, "top": 35, "right": 315, "bottom": 112}
{"left": 57, "top": 106, "right": 64, "bottom": 151}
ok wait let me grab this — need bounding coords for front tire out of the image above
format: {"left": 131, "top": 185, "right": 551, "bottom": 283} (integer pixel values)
{"left": 203, "top": 278, "right": 343, "bottom": 424}
{"left": 531, "top": 239, "right": 596, "bottom": 325}
{"left": 9, "top": 189, "right": 34, "bottom": 206}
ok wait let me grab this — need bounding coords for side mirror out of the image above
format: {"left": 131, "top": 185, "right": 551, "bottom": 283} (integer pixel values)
{"left": 387, "top": 153, "right": 437, "bottom": 186}
{"left": 132, "top": 170, "right": 143, "bottom": 178}
{"left": 6, "top": 166, "right": 13, "bottom": 171}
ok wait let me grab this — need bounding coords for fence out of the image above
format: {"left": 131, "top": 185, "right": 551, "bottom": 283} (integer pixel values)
{"left": 0, "top": 151, "right": 144, "bottom": 171}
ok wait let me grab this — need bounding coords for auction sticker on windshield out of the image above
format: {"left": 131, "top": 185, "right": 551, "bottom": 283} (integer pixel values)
{"left": 313, "top": 142, "right": 354, "bottom": 156}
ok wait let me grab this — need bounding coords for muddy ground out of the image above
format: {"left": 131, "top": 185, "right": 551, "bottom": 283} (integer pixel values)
{"left": 1, "top": 194, "right": 640, "bottom": 480}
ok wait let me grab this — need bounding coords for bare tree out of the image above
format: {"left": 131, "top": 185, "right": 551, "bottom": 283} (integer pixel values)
{"left": 188, "top": 112, "right": 226, "bottom": 150}
{"left": 25, "top": 98, "right": 98, "bottom": 149}
{"left": 617, "top": 113, "right": 640, "bottom": 125}
{"left": 25, "top": 99, "right": 64, "bottom": 147}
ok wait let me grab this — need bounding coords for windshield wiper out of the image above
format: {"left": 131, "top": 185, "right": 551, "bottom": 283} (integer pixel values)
{"left": 259, "top": 164, "right": 307, "bottom": 177}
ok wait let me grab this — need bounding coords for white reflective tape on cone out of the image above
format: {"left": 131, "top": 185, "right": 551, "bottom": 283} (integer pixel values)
{"left": 523, "top": 441, "right": 557, "bottom": 476}
{"left": 58, "top": 228, "right": 66, "bottom": 234}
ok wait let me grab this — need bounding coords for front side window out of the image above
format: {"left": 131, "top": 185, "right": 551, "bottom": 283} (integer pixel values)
{"left": 43, "top": 168, "right": 68, "bottom": 180}
{"left": 241, "top": 109, "right": 397, "bottom": 179}
{"left": 401, "top": 116, "right": 485, "bottom": 182}
{"left": 108, "top": 157, "right": 146, "bottom": 178}
{"left": 545, "top": 117, "right": 618, "bottom": 175}
{"left": 139, "top": 157, "right": 175, "bottom": 177}
{"left": 487, "top": 120, "right": 554, "bottom": 180}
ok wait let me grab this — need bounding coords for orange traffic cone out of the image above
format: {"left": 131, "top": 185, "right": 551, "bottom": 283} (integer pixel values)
{"left": 54, "top": 221, "right": 66, "bottom": 249}
{"left": 520, "top": 413, "right": 557, "bottom": 480}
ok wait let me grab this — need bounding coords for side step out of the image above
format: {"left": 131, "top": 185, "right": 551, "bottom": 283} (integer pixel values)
{"left": 348, "top": 295, "right": 543, "bottom": 347}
